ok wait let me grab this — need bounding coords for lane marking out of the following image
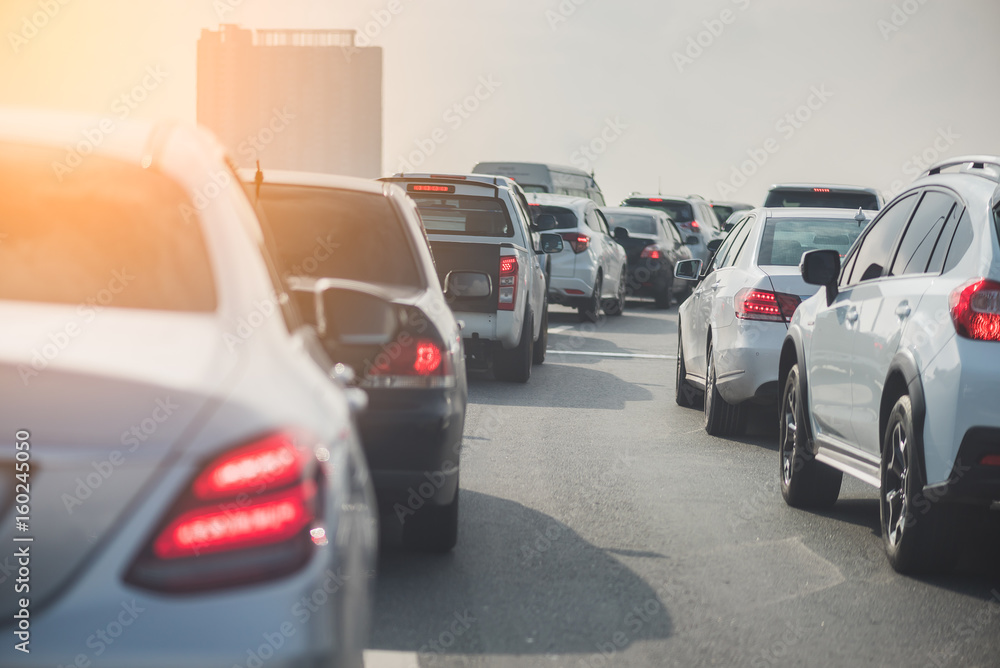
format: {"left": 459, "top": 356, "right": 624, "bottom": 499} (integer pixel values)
{"left": 549, "top": 324, "right": 575, "bottom": 334}
{"left": 364, "top": 650, "right": 420, "bottom": 668}
{"left": 547, "top": 350, "right": 676, "bottom": 360}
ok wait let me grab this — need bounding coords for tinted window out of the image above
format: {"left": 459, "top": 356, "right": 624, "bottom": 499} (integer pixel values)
{"left": 520, "top": 185, "right": 548, "bottom": 194}
{"left": 258, "top": 185, "right": 422, "bottom": 288}
{"left": 943, "top": 209, "right": 973, "bottom": 273}
{"left": 889, "top": 191, "right": 959, "bottom": 276}
{"left": 584, "top": 208, "right": 603, "bottom": 232}
{"left": 765, "top": 188, "right": 879, "bottom": 210}
{"left": 533, "top": 205, "right": 580, "bottom": 229}
{"left": 605, "top": 212, "right": 657, "bottom": 235}
{"left": 412, "top": 195, "right": 514, "bottom": 238}
{"left": 0, "top": 143, "right": 216, "bottom": 311}
{"left": 623, "top": 198, "right": 694, "bottom": 223}
{"left": 847, "top": 194, "right": 918, "bottom": 283}
{"left": 720, "top": 219, "right": 753, "bottom": 268}
{"left": 758, "top": 217, "right": 868, "bottom": 266}
{"left": 708, "top": 220, "right": 747, "bottom": 272}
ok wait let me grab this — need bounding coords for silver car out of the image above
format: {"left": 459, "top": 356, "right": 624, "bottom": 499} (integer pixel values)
{"left": 0, "top": 109, "right": 377, "bottom": 667}
{"left": 674, "top": 207, "right": 873, "bottom": 436}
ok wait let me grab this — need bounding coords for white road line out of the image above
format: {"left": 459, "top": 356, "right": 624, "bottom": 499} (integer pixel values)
{"left": 364, "top": 650, "right": 420, "bottom": 668}
{"left": 547, "top": 350, "right": 676, "bottom": 360}
{"left": 549, "top": 324, "right": 575, "bottom": 334}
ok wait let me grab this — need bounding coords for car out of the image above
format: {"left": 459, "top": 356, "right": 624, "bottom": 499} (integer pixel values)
{"left": 778, "top": 156, "right": 1000, "bottom": 574}
{"left": 674, "top": 207, "right": 873, "bottom": 436}
{"left": 472, "top": 161, "right": 606, "bottom": 204}
{"left": 601, "top": 205, "right": 697, "bottom": 308}
{"left": 241, "top": 168, "right": 468, "bottom": 552}
{"left": 620, "top": 194, "right": 723, "bottom": 264}
{"left": 0, "top": 109, "right": 377, "bottom": 667}
{"left": 527, "top": 193, "right": 629, "bottom": 321}
{"left": 382, "top": 173, "right": 562, "bottom": 382}
{"left": 710, "top": 201, "right": 753, "bottom": 230}
{"left": 764, "top": 183, "right": 884, "bottom": 210}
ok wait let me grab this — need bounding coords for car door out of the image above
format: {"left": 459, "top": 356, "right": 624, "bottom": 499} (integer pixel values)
{"left": 806, "top": 193, "right": 918, "bottom": 445}
{"left": 597, "top": 208, "right": 626, "bottom": 289}
{"left": 848, "top": 189, "right": 962, "bottom": 454}
{"left": 511, "top": 192, "right": 547, "bottom": 327}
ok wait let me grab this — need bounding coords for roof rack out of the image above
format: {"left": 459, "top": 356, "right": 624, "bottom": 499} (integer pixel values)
{"left": 923, "top": 155, "right": 1000, "bottom": 183}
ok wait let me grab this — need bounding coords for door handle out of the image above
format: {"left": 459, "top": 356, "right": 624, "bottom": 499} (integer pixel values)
{"left": 895, "top": 302, "right": 911, "bottom": 318}
{"left": 709, "top": 282, "right": 720, "bottom": 291}
{"left": 846, "top": 307, "right": 859, "bottom": 324}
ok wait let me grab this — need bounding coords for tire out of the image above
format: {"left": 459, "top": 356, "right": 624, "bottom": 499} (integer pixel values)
{"left": 603, "top": 271, "right": 626, "bottom": 316}
{"left": 779, "top": 364, "right": 842, "bottom": 508}
{"left": 578, "top": 274, "right": 602, "bottom": 323}
{"left": 675, "top": 330, "right": 700, "bottom": 408}
{"left": 532, "top": 303, "right": 548, "bottom": 365}
{"left": 495, "top": 311, "right": 533, "bottom": 383}
{"left": 403, "top": 485, "right": 459, "bottom": 553}
{"left": 654, "top": 274, "right": 673, "bottom": 309}
{"left": 879, "top": 395, "right": 965, "bottom": 574}
{"left": 704, "top": 343, "right": 747, "bottom": 437}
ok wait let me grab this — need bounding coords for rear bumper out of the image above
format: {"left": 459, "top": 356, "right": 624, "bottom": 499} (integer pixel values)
{"left": 713, "top": 320, "right": 786, "bottom": 406}
{"left": 923, "top": 427, "right": 1000, "bottom": 505}
{"left": 625, "top": 262, "right": 670, "bottom": 296}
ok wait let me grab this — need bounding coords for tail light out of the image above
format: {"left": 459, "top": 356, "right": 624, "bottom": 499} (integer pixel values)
{"left": 950, "top": 279, "right": 1000, "bottom": 341}
{"left": 365, "top": 337, "right": 453, "bottom": 388}
{"left": 735, "top": 288, "right": 801, "bottom": 323}
{"left": 690, "top": 220, "right": 701, "bottom": 230}
{"left": 127, "top": 430, "right": 323, "bottom": 591}
{"left": 640, "top": 245, "right": 663, "bottom": 260}
{"left": 499, "top": 255, "right": 518, "bottom": 311}
{"left": 559, "top": 233, "right": 590, "bottom": 254}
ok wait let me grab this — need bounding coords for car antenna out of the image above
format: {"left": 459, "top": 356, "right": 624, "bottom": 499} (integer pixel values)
{"left": 254, "top": 160, "right": 264, "bottom": 204}
{"left": 658, "top": 176, "right": 662, "bottom": 196}
{"left": 855, "top": 207, "right": 866, "bottom": 226}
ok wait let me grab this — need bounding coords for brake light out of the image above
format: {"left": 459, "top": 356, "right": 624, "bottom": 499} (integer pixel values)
{"left": 735, "top": 288, "right": 801, "bottom": 323}
{"left": 640, "top": 245, "right": 663, "bottom": 260}
{"left": 648, "top": 198, "right": 663, "bottom": 202}
{"left": 192, "top": 433, "right": 304, "bottom": 500}
{"left": 950, "top": 279, "right": 1000, "bottom": 341}
{"left": 981, "top": 454, "right": 1000, "bottom": 466}
{"left": 499, "top": 255, "right": 518, "bottom": 311}
{"left": 559, "top": 232, "right": 590, "bottom": 254}
{"left": 813, "top": 188, "right": 831, "bottom": 193}
{"left": 691, "top": 220, "right": 701, "bottom": 230}
{"left": 409, "top": 184, "right": 454, "bottom": 193}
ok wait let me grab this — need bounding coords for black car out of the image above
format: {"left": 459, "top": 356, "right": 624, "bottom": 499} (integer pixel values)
{"left": 242, "top": 169, "right": 467, "bottom": 552}
{"left": 601, "top": 206, "right": 697, "bottom": 308}
{"left": 710, "top": 200, "right": 753, "bottom": 230}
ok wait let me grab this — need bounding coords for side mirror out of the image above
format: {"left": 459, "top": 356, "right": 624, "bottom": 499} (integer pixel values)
{"left": 674, "top": 259, "right": 703, "bottom": 281}
{"left": 534, "top": 213, "right": 557, "bottom": 232}
{"left": 318, "top": 284, "right": 398, "bottom": 346}
{"left": 800, "top": 249, "right": 840, "bottom": 305}
{"left": 613, "top": 226, "right": 629, "bottom": 241}
{"left": 539, "top": 232, "right": 564, "bottom": 254}
{"left": 445, "top": 271, "right": 492, "bottom": 299}
{"left": 687, "top": 235, "right": 702, "bottom": 247}
{"left": 706, "top": 238, "right": 723, "bottom": 254}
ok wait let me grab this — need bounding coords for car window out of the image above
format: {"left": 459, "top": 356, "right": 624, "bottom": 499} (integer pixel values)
{"left": 889, "top": 191, "right": 960, "bottom": 276}
{"left": 730, "top": 216, "right": 759, "bottom": 265}
{"left": 595, "top": 209, "right": 612, "bottom": 236}
{"left": 257, "top": 184, "right": 424, "bottom": 288}
{"left": 622, "top": 198, "right": 694, "bottom": 223}
{"left": 943, "top": 208, "right": 973, "bottom": 273}
{"left": 707, "top": 219, "right": 746, "bottom": 273}
{"left": 720, "top": 217, "right": 753, "bottom": 268}
{"left": 584, "top": 207, "right": 603, "bottom": 232}
{"left": 533, "top": 204, "right": 580, "bottom": 229}
{"left": 765, "top": 188, "right": 880, "bottom": 210}
{"left": 846, "top": 193, "right": 918, "bottom": 284}
{"left": 604, "top": 212, "right": 658, "bottom": 235}
{"left": 0, "top": 142, "right": 216, "bottom": 312}
{"left": 411, "top": 195, "right": 514, "bottom": 237}
{"left": 758, "top": 216, "right": 867, "bottom": 266}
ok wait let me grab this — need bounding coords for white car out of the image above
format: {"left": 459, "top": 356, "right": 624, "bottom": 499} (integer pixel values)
{"left": 674, "top": 207, "right": 873, "bottom": 436}
{"left": 0, "top": 109, "right": 377, "bottom": 667}
{"left": 779, "top": 156, "right": 1000, "bottom": 574}
{"left": 527, "top": 193, "right": 629, "bottom": 321}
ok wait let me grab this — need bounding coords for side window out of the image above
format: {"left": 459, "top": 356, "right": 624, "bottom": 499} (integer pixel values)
{"left": 942, "top": 208, "right": 973, "bottom": 273}
{"left": 730, "top": 217, "right": 758, "bottom": 265}
{"left": 595, "top": 210, "right": 612, "bottom": 236}
{"left": 721, "top": 217, "right": 754, "bottom": 268}
{"left": 584, "top": 207, "right": 602, "bottom": 232}
{"left": 847, "top": 193, "right": 918, "bottom": 284}
{"left": 708, "top": 219, "right": 746, "bottom": 273}
{"left": 889, "top": 191, "right": 959, "bottom": 276}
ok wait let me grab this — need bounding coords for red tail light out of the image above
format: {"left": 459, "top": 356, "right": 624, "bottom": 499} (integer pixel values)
{"left": 813, "top": 188, "right": 831, "bottom": 193}
{"left": 559, "top": 233, "right": 590, "bottom": 254}
{"left": 735, "top": 288, "right": 801, "bottom": 322}
{"left": 192, "top": 432, "right": 305, "bottom": 500}
{"left": 640, "top": 245, "right": 663, "bottom": 260}
{"left": 981, "top": 454, "right": 1000, "bottom": 466}
{"left": 950, "top": 279, "right": 1000, "bottom": 341}
{"left": 690, "top": 220, "right": 701, "bottom": 230}
{"left": 365, "top": 337, "right": 451, "bottom": 388}
{"left": 648, "top": 197, "right": 663, "bottom": 202}
{"left": 499, "top": 255, "right": 518, "bottom": 311}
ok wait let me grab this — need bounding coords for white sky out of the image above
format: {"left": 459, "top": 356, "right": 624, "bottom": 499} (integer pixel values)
{"left": 1, "top": 0, "right": 997, "bottom": 205}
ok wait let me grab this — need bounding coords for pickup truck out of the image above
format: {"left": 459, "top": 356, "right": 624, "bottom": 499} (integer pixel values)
{"left": 381, "top": 173, "right": 563, "bottom": 383}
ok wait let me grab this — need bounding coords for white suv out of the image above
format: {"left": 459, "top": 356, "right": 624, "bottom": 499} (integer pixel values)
{"left": 527, "top": 193, "right": 628, "bottom": 321}
{"left": 778, "top": 156, "right": 1000, "bottom": 574}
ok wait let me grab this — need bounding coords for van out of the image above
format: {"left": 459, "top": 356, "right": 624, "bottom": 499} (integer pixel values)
{"left": 472, "top": 162, "right": 606, "bottom": 205}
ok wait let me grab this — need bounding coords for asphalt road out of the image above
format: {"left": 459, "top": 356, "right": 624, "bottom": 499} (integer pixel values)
{"left": 367, "top": 301, "right": 1000, "bottom": 668}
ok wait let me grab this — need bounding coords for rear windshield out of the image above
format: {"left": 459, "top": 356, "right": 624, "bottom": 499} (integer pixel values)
{"left": 604, "top": 212, "right": 657, "bottom": 235}
{"left": 0, "top": 143, "right": 216, "bottom": 311}
{"left": 623, "top": 199, "right": 693, "bottom": 223}
{"left": 520, "top": 185, "right": 548, "bottom": 194}
{"left": 257, "top": 184, "right": 422, "bottom": 288}
{"left": 764, "top": 189, "right": 879, "bottom": 210}
{"left": 712, "top": 205, "right": 735, "bottom": 222}
{"left": 531, "top": 205, "right": 580, "bottom": 229}
{"left": 758, "top": 217, "right": 868, "bottom": 266}
{"left": 412, "top": 195, "right": 514, "bottom": 237}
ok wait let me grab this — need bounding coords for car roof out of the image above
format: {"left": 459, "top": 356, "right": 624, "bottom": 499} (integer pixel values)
{"left": 760, "top": 206, "right": 878, "bottom": 220}
{"left": 767, "top": 183, "right": 880, "bottom": 195}
{"left": 624, "top": 194, "right": 704, "bottom": 203}
{"left": 600, "top": 206, "right": 664, "bottom": 218}
{"left": 474, "top": 162, "right": 593, "bottom": 177}
{"left": 526, "top": 192, "right": 592, "bottom": 211}
{"left": 238, "top": 168, "right": 384, "bottom": 195}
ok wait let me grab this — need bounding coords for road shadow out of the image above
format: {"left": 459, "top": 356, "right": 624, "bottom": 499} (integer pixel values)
{"left": 369, "top": 490, "right": 673, "bottom": 656}
{"left": 468, "top": 363, "right": 654, "bottom": 410}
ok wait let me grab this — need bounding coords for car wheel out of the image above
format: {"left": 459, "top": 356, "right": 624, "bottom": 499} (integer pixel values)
{"left": 779, "top": 363, "right": 842, "bottom": 508}
{"left": 675, "top": 329, "right": 700, "bottom": 408}
{"left": 654, "top": 274, "right": 673, "bottom": 309}
{"left": 879, "top": 395, "right": 966, "bottom": 574}
{"left": 704, "top": 342, "right": 747, "bottom": 437}
{"left": 495, "top": 311, "right": 533, "bottom": 383}
{"left": 579, "top": 274, "right": 602, "bottom": 323}
{"left": 603, "top": 271, "right": 626, "bottom": 316}
{"left": 532, "top": 303, "right": 548, "bottom": 365}
{"left": 404, "top": 485, "right": 459, "bottom": 553}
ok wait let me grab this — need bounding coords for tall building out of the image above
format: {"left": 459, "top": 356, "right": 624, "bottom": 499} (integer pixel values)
{"left": 197, "top": 25, "right": 382, "bottom": 177}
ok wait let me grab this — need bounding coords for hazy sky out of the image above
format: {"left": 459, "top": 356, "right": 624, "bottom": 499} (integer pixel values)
{"left": 1, "top": 0, "right": 997, "bottom": 205}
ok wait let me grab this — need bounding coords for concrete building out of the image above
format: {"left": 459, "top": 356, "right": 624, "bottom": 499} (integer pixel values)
{"left": 197, "top": 25, "right": 382, "bottom": 177}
